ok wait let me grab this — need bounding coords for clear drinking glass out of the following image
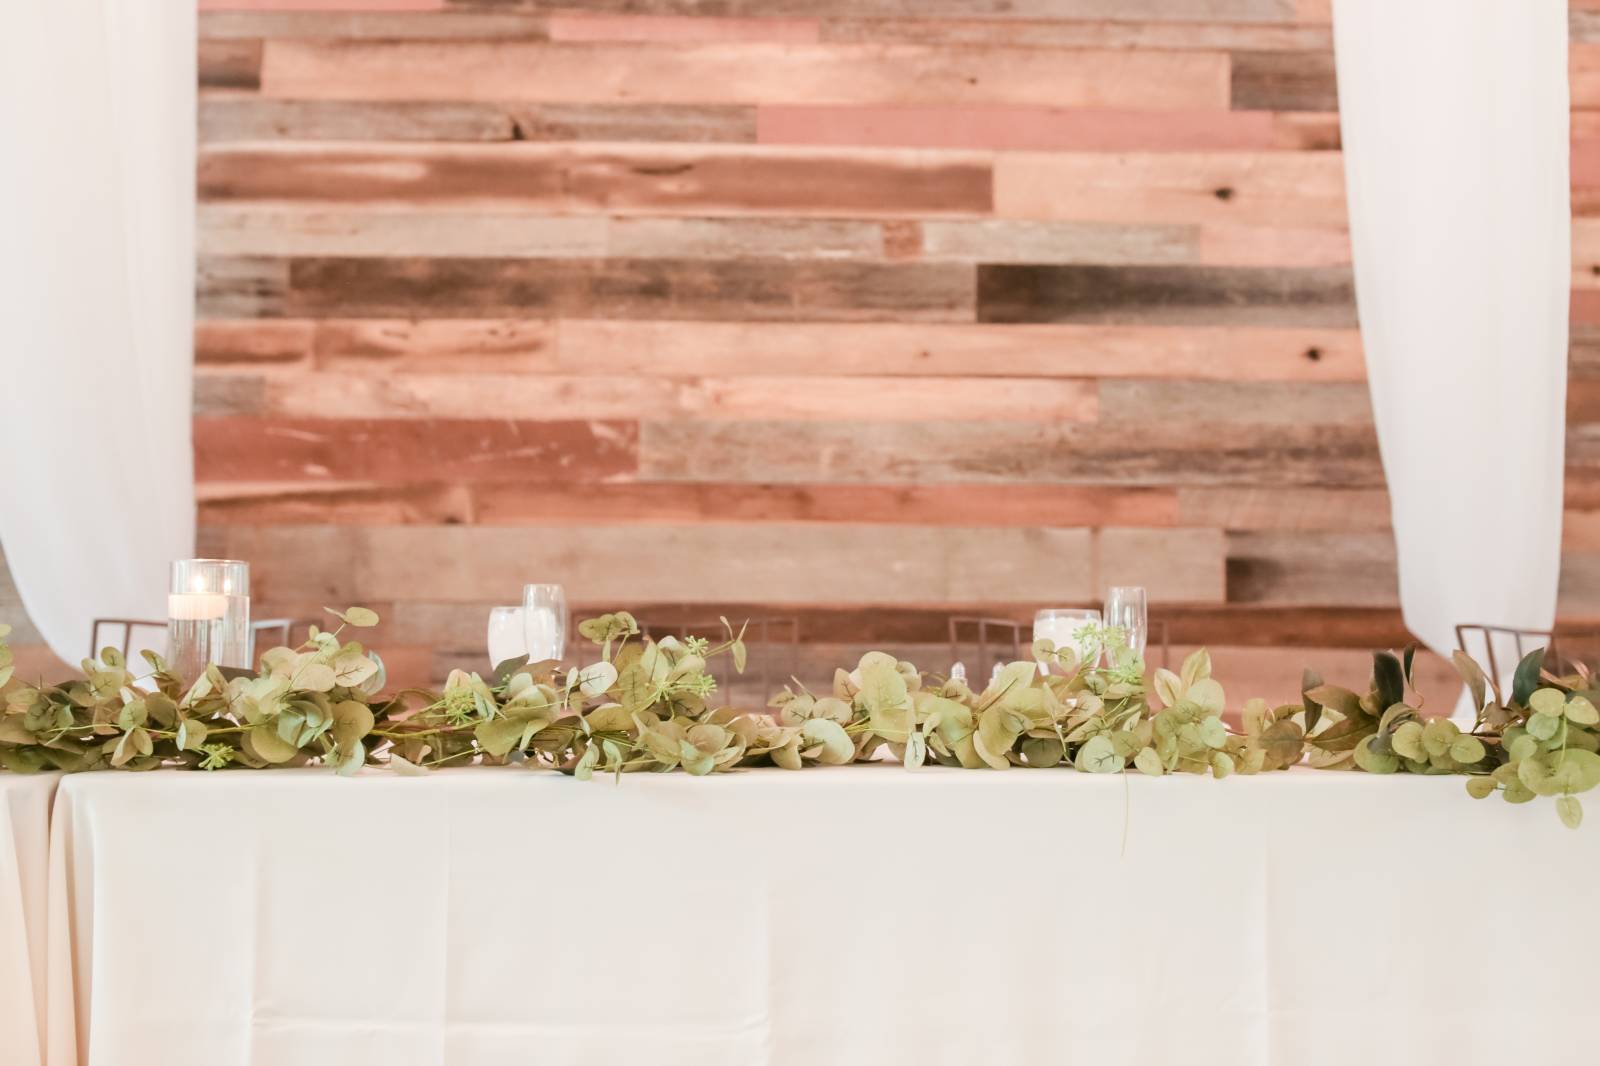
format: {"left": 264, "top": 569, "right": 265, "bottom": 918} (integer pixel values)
{"left": 522, "top": 584, "right": 568, "bottom": 664}
{"left": 1103, "top": 586, "right": 1149, "bottom": 661}
{"left": 486, "top": 606, "right": 526, "bottom": 670}
{"left": 1032, "top": 608, "right": 1102, "bottom": 671}
{"left": 167, "top": 559, "right": 251, "bottom": 680}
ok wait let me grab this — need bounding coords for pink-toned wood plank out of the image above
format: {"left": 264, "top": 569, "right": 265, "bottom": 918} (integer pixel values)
{"left": 260, "top": 40, "right": 1232, "bottom": 109}
{"left": 194, "top": 320, "right": 314, "bottom": 364}
{"left": 198, "top": 144, "right": 992, "bottom": 219}
{"left": 229, "top": 370, "right": 1097, "bottom": 422}
{"left": 1573, "top": 45, "right": 1600, "bottom": 110}
{"left": 1198, "top": 224, "right": 1351, "bottom": 266}
{"left": 1294, "top": 0, "right": 1333, "bottom": 20}
{"left": 193, "top": 417, "right": 638, "bottom": 484}
{"left": 1575, "top": 289, "right": 1600, "bottom": 325}
{"left": 546, "top": 13, "right": 819, "bottom": 43}
{"left": 994, "top": 152, "right": 1348, "bottom": 228}
{"left": 1573, "top": 139, "right": 1600, "bottom": 190}
{"left": 757, "top": 105, "right": 1282, "bottom": 152}
{"left": 200, "top": 0, "right": 439, "bottom": 9}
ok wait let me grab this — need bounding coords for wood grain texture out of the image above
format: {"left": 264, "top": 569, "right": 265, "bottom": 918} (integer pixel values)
{"left": 638, "top": 421, "right": 1384, "bottom": 487}
{"left": 441, "top": 1, "right": 1297, "bottom": 21}
{"left": 199, "top": 482, "right": 1182, "bottom": 528}
{"left": 183, "top": 0, "right": 1600, "bottom": 672}
{"left": 200, "top": 369, "right": 1098, "bottom": 422}
{"left": 260, "top": 40, "right": 1232, "bottom": 109}
{"left": 207, "top": 523, "right": 1102, "bottom": 605}
{"left": 994, "top": 152, "right": 1347, "bottom": 228}
{"left": 193, "top": 418, "right": 637, "bottom": 484}
{"left": 756, "top": 105, "right": 1318, "bottom": 152}
{"left": 195, "top": 319, "right": 1366, "bottom": 381}
{"left": 279, "top": 257, "right": 977, "bottom": 322}
{"left": 198, "top": 144, "right": 991, "bottom": 217}
{"left": 1229, "top": 51, "right": 1338, "bottom": 112}
{"left": 976, "top": 264, "right": 1357, "bottom": 327}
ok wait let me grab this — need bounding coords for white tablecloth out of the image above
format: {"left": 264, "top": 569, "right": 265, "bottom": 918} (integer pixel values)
{"left": 44, "top": 766, "right": 1600, "bottom": 1066}
{"left": 2, "top": 774, "right": 58, "bottom": 1066}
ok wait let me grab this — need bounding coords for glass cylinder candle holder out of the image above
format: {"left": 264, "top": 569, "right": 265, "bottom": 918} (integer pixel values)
{"left": 167, "top": 559, "right": 250, "bottom": 681}
{"left": 487, "top": 606, "right": 526, "bottom": 671}
{"left": 1033, "top": 608, "right": 1102, "bottom": 674}
{"left": 522, "top": 584, "right": 568, "bottom": 665}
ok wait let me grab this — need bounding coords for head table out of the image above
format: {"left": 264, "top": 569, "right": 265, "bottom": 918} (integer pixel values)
{"left": 38, "top": 766, "right": 1598, "bottom": 1066}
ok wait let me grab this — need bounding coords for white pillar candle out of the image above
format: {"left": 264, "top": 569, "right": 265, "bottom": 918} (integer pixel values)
{"left": 167, "top": 593, "right": 228, "bottom": 621}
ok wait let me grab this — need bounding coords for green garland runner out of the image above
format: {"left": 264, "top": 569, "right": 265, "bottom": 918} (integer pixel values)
{"left": 1, "top": 609, "right": 1596, "bottom": 828}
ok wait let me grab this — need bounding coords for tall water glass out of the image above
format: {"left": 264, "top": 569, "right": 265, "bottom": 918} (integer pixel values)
{"left": 1104, "top": 586, "right": 1149, "bottom": 661}
{"left": 1033, "top": 608, "right": 1102, "bottom": 672}
{"left": 167, "top": 559, "right": 251, "bottom": 680}
{"left": 486, "top": 606, "right": 525, "bottom": 670}
{"left": 522, "top": 584, "right": 568, "bottom": 664}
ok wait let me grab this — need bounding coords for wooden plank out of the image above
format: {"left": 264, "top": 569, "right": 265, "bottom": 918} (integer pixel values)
{"left": 198, "top": 482, "right": 1180, "bottom": 528}
{"left": 758, "top": 105, "right": 1285, "bottom": 152}
{"left": 198, "top": 482, "right": 475, "bottom": 526}
{"left": 202, "top": 0, "right": 442, "bottom": 10}
{"left": 1574, "top": 217, "right": 1600, "bottom": 290}
{"left": 1226, "top": 532, "right": 1399, "bottom": 606}
{"left": 200, "top": 318, "right": 1363, "bottom": 381}
{"left": 201, "top": 11, "right": 547, "bottom": 39}
{"left": 917, "top": 219, "right": 1196, "bottom": 264}
{"left": 1097, "top": 380, "right": 1372, "bottom": 424}
{"left": 259, "top": 40, "right": 1232, "bottom": 109}
{"left": 194, "top": 373, "right": 266, "bottom": 417}
{"left": 197, "top": 144, "right": 991, "bottom": 218}
{"left": 976, "top": 264, "right": 1357, "bottom": 327}
{"left": 1177, "top": 487, "right": 1393, "bottom": 531}
{"left": 197, "top": 257, "right": 287, "bottom": 318}
{"left": 282, "top": 257, "right": 977, "bottom": 323}
{"left": 442, "top": 0, "right": 1296, "bottom": 21}
{"left": 994, "top": 152, "right": 1347, "bottom": 228}
{"left": 227, "top": 370, "right": 1097, "bottom": 422}
{"left": 201, "top": 99, "right": 756, "bottom": 144}
{"left": 605, "top": 217, "right": 883, "bottom": 260}
{"left": 1099, "top": 528, "right": 1227, "bottom": 603}
{"left": 1198, "top": 224, "right": 1351, "bottom": 267}
{"left": 198, "top": 206, "right": 610, "bottom": 258}
{"left": 553, "top": 320, "right": 1364, "bottom": 380}
{"left": 208, "top": 523, "right": 1100, "bottom": 605}
{"left": 820, "top": 18, "right": 1329, "bottom": 50}
{"left": 1229, "top": 50, "right": 1338, "bottom": 112}
{"left": 544, "top": 13, "right": 820, "bottom": 42}
{"left": 1562, "top": 552, "right": 1600, "bottom": 615}
{"left": 200, "top": 99, "right": 517, "bottom": 142}
{"left": 198, "top": 39, "right": 262, "bottom": 92}
{"left": 194, "top": 320, "right": 313, "bottom": 365}
{"left": 639, "top": 420, "right": 1385, "bottom": 486}
{"left": 310, "top": 319, "right": 554, "bottom": 372}
{"left": 192, "top": 417, "right": 637, "bottom": 484}
{"left": 1573, "top": 45, "right": 1600, "bottom": 110}
{"left": 1576, "top": 10, "right": 1600, "bottom": 45}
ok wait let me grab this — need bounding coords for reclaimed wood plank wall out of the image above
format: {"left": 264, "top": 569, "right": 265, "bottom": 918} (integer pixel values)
{"left": 10, "top": 0, "right": 1600, "bottom": 704}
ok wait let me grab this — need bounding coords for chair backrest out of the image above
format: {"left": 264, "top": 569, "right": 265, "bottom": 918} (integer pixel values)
{"left": 89, "top": 617, "right": 311, "bottom": 667}
{"left": 637, "top": 616, "right": 800, "bottom": 708}
{"left": 947, "top": 616, "right": 1024, "bottom": 683}
{"left": 1454, "top": 623, "right": 1559, "bottom": 681}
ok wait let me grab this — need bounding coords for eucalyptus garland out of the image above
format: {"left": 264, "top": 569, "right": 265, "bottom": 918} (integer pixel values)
{"left": 0, "top": 609, "right": 1595, "bottom": 828}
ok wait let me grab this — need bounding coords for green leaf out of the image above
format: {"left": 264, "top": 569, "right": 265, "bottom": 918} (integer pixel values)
{"left": 1210, "top": 751, "right": 1234, "bottom": 779}
{"left": 1566, "top": 696, "right": 1600, "bottom": 726}
{"left": 245, "top": 725, "right": 300, "bottom": 764}
{"left": 1511, "top": 648, "right": 1545, "bottom": 707}
{"left": 475, "top": 717, "right": 525, "bottom": 758}
{"left": 1448, "top": 734, "right": 1486, "bottom": 765}
{"left": 1528, "top": 713, "right": 1561, "bottom": 742}
{"left": 1372, "top": 652, "right": 1404, "bottom": 712}
{"left": 327, "top": 606, "right": 380, "bottom": 628}
{"left": 1558, "top": 795, "right": 1583, "bottom": 830}
{"left": 1529, "top": 688, "right": 1567, "bottom": 718}
{"left": 1188, "top": 680, "right": 1225, "bottom": 717}
{"left": 1391, "top": 721, "right": 1426, "bottom": 762}
{"left": 1133, "top": 746, "right": 1164, "bottom": 777}
{"left": 800, "top": 718, "right": 854, "bottom": 766}
{"left": 1074, "top": 734, "right": 1121, "bottom": 774}
{"left": 1451, "top": 651, "right": 1488, "bottom": 712}
{"left": 1465, "top": 776, "right": 1496, "bottom": 800}
{"left": 1153, "top": 669, "right": 1183, "bottom": 709}
{"left": 1020, "top": 736, "right": 1064, "bottom": 768}
{"left": 1197, "top": 716, "right": 1228, "bottom": 749}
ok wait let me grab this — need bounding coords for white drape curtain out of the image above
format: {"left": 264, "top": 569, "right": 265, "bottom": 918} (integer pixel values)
{"left": 1332, "top": 0, "right": 1570, "bottom": 677}
{"left": 0, "top": 2, "right": 196, "bottom": 662}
